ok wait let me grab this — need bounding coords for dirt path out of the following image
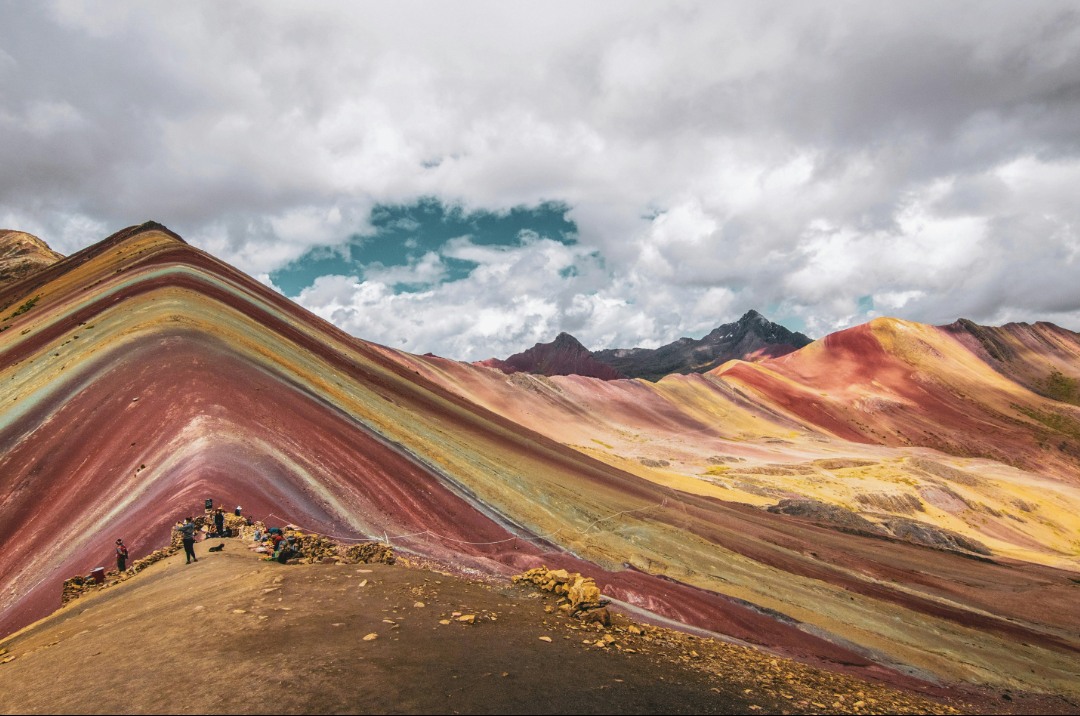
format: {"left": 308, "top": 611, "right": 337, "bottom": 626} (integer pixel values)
{"left": 0, "top": 540, "right": 1046, "bottom": 714}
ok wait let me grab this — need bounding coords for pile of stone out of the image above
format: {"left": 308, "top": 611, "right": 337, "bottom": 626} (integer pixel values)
{"left": 234, "top": 518, "right": 265, "bottom": 542}
{"left": 222, "top": 512, "right": 250, "bottom": 536}
{"left": 342, "top": 541, "right": 396, "bottom": 565}
{"left": 251, "top": 523, "right": 396, "bottom": 566}
{"left": 513, "top": 566, "right": 610, "bottom": 626}
{"left": 62, "top": 546, "right": 177, "bottom": 604}
{"left": 287, "top": 531, "right": 346, "bottom": 564}
{"left": 61, "top": 575, "right": 98, "bottom": 603}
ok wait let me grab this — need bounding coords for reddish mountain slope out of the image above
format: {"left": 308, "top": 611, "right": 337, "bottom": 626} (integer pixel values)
{"left": 714, "top": 318, "right": 1080, "bottom": 480}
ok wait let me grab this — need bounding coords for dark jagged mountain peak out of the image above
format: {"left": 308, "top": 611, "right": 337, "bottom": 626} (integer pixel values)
{"left": 478, "top": 332, "right": 624, "bottom": 380}
{"left": 480, "top": 312, "right": 812, "bottom": 382}
{"left": 592, "top": 310, "right": 812, "bottom": 381}
{"left": 550, "top": 331, "right": 587, "bottom": 351}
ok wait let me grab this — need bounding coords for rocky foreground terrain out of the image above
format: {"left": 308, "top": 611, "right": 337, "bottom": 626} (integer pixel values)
{"left": 4, "top": 539, "right": 1065, "bottom": 715}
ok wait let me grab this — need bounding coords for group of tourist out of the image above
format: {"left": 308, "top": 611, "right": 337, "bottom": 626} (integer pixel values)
{"left": 112, "top": 498, "right": 246, "bottom": 570}
{"left": 253, "top": 526, "right": 299, "bottom": 563}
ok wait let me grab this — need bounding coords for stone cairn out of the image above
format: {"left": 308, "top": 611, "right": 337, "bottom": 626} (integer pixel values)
{"left": 267, "top": 529, "right": 396, "bottom": 566}
{"left": 513, "top": 566, "right": 612, "bottom": 627}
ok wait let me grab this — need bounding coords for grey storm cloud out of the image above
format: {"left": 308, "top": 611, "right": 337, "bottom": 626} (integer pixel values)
{"left": 1, "top": 1, "right": 1079, "bottom": 358}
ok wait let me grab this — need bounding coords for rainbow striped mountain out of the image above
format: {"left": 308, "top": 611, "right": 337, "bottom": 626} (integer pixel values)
{"left": 1, "top": 222, "right": 1078, "bottom": 699}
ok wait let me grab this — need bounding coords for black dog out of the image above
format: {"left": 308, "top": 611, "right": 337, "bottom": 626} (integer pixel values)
{"left": 208, "top": 543, "right": 225, "bottom": 552}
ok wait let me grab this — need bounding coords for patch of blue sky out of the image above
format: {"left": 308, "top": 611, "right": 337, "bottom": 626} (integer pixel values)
{"left": 271, "top": 197, "right": 577, "bottom": 296}
{"left": 763, "top": 301, "right": 809, "bottom": 336}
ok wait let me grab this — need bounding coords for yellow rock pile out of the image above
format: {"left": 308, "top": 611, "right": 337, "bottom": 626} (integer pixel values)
{"left": 61, "top": 547, "right": 177, "bottom": 604}
{"left": 256, "top": 526, "right": 395, "bottom": 565}
{"left": 513, "top": 566, "right": 606, "bottom": 619}
{"left": 280, "top": 530, "right": 340, "bottom": 563}
{"left": 341, "top": 541, "right": 396, "bottom": 565}
{"left": 222, "top": 513, "right": 249, "bottom": 536}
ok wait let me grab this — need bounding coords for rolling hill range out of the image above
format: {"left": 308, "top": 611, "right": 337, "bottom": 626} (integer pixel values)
{"left": 2, "top": 223, "right": 1079, "bottom": 704}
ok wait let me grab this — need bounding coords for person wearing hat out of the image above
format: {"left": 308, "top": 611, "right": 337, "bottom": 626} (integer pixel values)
{"left": 115, "top": 538, "right": 129, "bottom": 572}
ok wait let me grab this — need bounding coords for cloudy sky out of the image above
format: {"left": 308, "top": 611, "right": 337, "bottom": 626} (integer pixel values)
{"left": 2, "top": 1, "right": 1079, "bottom": 360}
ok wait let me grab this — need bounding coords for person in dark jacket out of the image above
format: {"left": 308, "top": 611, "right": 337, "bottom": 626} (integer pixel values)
{"left": 213, "top": 509, "right": 225, "bottom": 537}
{"left": 176, "top": 517, "right": 198, "bottom": 564}
{"left": 115, "top": 538, "right": 129, "bottom": 571}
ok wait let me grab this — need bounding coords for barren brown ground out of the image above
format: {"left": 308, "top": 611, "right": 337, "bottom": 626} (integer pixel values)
{"left": 0, "top": 540, "right": 1070, "bottom": 715}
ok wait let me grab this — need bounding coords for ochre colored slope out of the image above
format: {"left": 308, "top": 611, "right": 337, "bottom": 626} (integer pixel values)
{"left": 2, "top": 224, "right": 1079, "bottom": 700}
{"left": 943, "top": 318, "right": 1080, "bottom": 405}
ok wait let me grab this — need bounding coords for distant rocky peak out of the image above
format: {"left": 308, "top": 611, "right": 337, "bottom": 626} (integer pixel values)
{"left": 0, "top": 230, "right": 65, "bottom": 293}
{"left": 550, "top": 332, "right": 588, "bottom": 351}
{"left": 0, "top": 230, "right": 62, "bottom": 260}
{"left": 592, "top": 310, "right": 812, "bottom": 381}
{"left": 480, "top": 331, "right": 623, "bottom": 380}
{"left": 481, "top": 310, "right": 812, "bottom": 382}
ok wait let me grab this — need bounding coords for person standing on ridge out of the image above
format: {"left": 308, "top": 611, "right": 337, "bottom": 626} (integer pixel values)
{"left": 176, "top": 517, "right": 198, "bottom": 564}
{"left": 213, "top": 508, "right": 225, "bottom": 537}
{"left": 115, "top": 538, "right": 129, "bottom": 572}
